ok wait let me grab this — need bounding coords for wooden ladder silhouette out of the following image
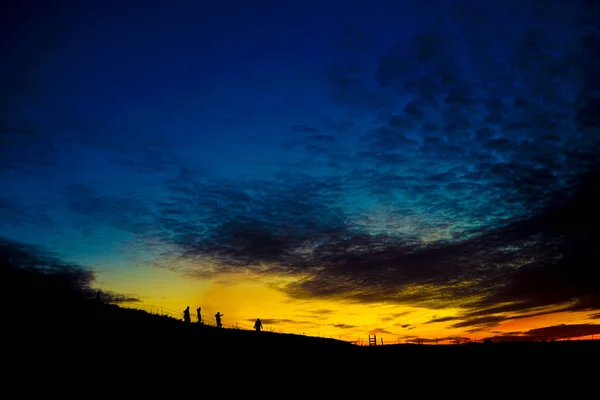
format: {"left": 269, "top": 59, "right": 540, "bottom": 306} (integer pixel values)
{"left": 368, "top": 334, "right": 377, "bottom": 346}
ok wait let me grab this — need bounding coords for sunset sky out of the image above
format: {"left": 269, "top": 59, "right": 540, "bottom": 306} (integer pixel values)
{"left": 2, "top": 0, "right": 600, "bottom": 344}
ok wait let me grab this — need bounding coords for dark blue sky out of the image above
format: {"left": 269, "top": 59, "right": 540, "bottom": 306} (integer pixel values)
{"left": 2, "top": 0, "right": 600, "bottom": 336}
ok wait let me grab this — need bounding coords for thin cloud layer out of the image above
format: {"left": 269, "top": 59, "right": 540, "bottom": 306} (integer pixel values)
{"left": 487, "top": 324, "right": 600, "bottom": 342}
{"left": 0, "top": 237, "right": 139, "bottom": 303}
{"left": 245, "top": 318, "right": 306, "bottom": 326}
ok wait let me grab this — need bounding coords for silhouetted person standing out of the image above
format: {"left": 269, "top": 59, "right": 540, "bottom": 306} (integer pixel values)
{"left": 254, "top": 318, "right": 263, "bottom": 332}
{"left": 215, "top": 312, "right": 223, "bottom": 328}
{"left": 183, "top": 306, "right": 191, "bottom": 323}
{"left": 197, "top": 307, "right": 202, "bottom": 324}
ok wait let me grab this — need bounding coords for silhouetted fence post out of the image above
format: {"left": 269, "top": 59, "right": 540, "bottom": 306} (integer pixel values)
{"left": 368, "top": 335, "right": 377, "bottom": 346}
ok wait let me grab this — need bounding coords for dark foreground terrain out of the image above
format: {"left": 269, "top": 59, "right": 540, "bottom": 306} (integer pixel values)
{"left": 3, "top": 261, "right": 599, "bottom": 393}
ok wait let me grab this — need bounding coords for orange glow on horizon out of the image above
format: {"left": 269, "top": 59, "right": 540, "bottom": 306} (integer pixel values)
{"left": 96, "top": 266, "right": 599, "bottom": 344}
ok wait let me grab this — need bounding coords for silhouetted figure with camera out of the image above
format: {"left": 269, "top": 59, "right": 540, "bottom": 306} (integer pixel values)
{"left": 215, "top": 312, "right": 223, "bottom": 328}
{"left": 254, "top": 318, "right": 263, "bottom": 332}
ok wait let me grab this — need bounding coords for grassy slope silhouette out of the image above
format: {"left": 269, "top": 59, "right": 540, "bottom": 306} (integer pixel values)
{"left": 3, "top": 254, "right": 599, "bottom": 385}
{"left": 2, "top": 256, "right": 357, "bottom": 370}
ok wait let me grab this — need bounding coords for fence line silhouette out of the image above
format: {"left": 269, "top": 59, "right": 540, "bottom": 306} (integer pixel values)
{"left": 124, "top": 304, "right": 487, "bottom": 345}
{"left": 124, "top": 303, "right": 365, "bottom": 342}
{"left": 129, "top": 304, "right": 291, "bottom": 333}
{"left": 120, "top": 304, "right": 600, "bottom": 345}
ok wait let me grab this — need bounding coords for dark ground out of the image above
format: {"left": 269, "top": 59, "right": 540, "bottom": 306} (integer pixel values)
{"left": 3, "top": 261, "right": 598, "bottom": 394}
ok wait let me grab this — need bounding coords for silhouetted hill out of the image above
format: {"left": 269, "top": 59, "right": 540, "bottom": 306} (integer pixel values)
{"left": 3, "top": 254, "right": 599, "bottom": 391}
{"left": 1, "top": 256, "right": 358, "bottom": 376}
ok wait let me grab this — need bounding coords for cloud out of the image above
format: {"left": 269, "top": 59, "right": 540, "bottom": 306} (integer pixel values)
{"left": 454, "top": 306, "right": 573, "bottom": 333}
{"left": 381, "top": 312, "right": 411, "bottom": 322}
{"left": 0, "top": 236, "right": 139, "bottom": 302}
{"left": 393, "top": 312, "right": 411, "bottom": 318}
{"left": 451, "top": 315, "right": 510, "bottom": 330}
{"left": 400, "top": 336, "right": 468, "bottom": 344}
{"left": 97, "top": 290, "right": 140, "bottom": 304}
{"left": 425, "top": 316, "right": 459, "bottom": 324}
{"left": 333, "top": 324, "right": 357, "bottom": 329}
{"left": 148, "top": 153, "right": 600, "bottom": 325}
{"left": 485, "top": 324, "right": 600, "bottom": 342}
{"left": 245, "top": 318, "right": 303, "bottom": 325}
{"left": 370, "top": 328, "right": 394, "bottom": 335}
{"left": 309, "top": 309, "right": 335, "bottom": 315}
{"left": 524, "top": 324, "right": 600, "bottom": 340}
